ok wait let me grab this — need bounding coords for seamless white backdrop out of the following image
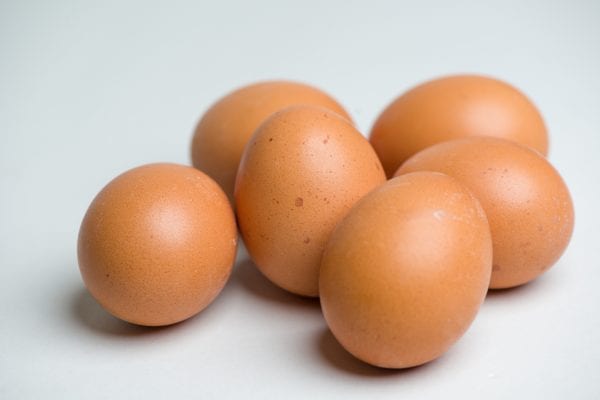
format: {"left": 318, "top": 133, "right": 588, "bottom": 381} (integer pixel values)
{"left": 1, "top": 1, "right": 599, "bottom": 399}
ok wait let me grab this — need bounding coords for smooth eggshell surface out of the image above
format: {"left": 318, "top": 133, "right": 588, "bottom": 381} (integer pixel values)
{"left": 320, "top": 172, "right": 492, "bottom": 368}
{"left": 191, "top": 80, "right": 352, "bottom": 201}
{"left": 78, "top": 163, "right": 238, "bottom": 326}
{"left": 370, "top": 75, "right": 549, "bottom": 177}
{"left": 396, "top": 137, "right": 574, "bottom": 289}
{"left": 235, "top": 105, "right": 386, "bottom": 297}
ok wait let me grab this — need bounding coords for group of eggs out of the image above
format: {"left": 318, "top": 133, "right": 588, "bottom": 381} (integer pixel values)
{"left": 78, "top": 75, "right": 574, "bottom": 369}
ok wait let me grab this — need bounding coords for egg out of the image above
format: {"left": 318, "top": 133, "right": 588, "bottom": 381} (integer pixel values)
{"left": 396, "top": 137, "right": 574, "bottom": 289}
{"left": 320, "top": 172, "right": 492, "bottom": 368}
{"left": 77, "top": 163, "right": 238, "bottom": 326}
{"left": 235, "top": 105, "right": 386, "bottom": 297}
{"left": 191, "top": 80, "right": 352, "bottom": 201}
{"left": 370, "top": 74, "right": 549, "bottom": 177}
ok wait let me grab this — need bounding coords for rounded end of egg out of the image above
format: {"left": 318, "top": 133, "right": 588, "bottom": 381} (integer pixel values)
{"left": 369, "top": 74, "right": 549, "bottom": 177}
{"left": 190, "top": 80, "right": 352, "bottom": 202}
{"left": 396, "top": 136, "right": 574, "bottom": 289}
{"left": 77, "top": 163, "right": 238, "bottom": 326}
{"left": 234, "top": 105, "right": 385, "bottom": 298}
{"left": 319, "top": 172, "right": 493, "bottom": 368}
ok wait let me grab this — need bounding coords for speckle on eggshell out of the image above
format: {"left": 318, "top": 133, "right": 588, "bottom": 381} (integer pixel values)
{"left": 77, "top": 163, "right": 238, "bottom": 326}
{"left": 235, "top": 105, "right": 386, "bottom": 297}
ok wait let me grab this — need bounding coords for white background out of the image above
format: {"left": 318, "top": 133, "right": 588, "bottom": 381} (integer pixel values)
{"left": 1, "top": 0, "right": 599, "bottom": 398}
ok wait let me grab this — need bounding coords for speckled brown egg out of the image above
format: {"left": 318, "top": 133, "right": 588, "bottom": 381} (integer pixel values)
{"left": 191, "top": 80, "right": 352, "bottom": 201}
{"left": 320, "top": 172, "right": 492, "bottom": 368}
{"left": 77, "top": 163, "right": 237, "bottom": 326}
{"left": 235, "top": 105, "right": 385, "bottom": 297}
{"left": 370, "top": 75, "right": 549, "bottom": 177}
{"left": 396, "top": 137, "right": 574, "bottom": 289}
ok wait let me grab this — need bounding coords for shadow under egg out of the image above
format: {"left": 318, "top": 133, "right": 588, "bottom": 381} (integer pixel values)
{"left": 316, "top": 328, "right": 443, "bottom": 377}
{"left": 484, "top": 268, "right": 557, "bottom": 302}
{"left": 70, "top": 286, "right": 171, "bottom": 337}
{"left": 229, "top": 258, "right": 320, "bottom": 310}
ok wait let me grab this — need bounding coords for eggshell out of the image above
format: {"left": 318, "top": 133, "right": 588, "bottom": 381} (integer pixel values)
{"left": 235, "top": 105, "right": 385, "bottom": 297}
{"left": 396, "top": 137, "right": 574, "bottom": 289}
{"left": 320, "top": 172, "right": 492, "bottom": 368}
{"left": 191, "top": 80, "right": 352, "bottom": 201}
{"left": 77, "top": 163, "right": 237, "bottom": 326}
{"left": 370, "top": 75, "right": 549, "bottom": 177}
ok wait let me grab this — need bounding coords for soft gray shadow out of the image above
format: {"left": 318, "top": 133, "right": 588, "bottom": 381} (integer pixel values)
{"left": 71, "top": 287, "right": 165, "bottom": 337}
{"left": 70, "top": 284, "right": 230, "bottom": 338}
{"left": 230, "top": 258, "right": 320, "bottom": 310}
{"left": 71, "top": 287, "right": 191, "bottom": 337}
{"left": 71, "top": 281, "right": 235, "bottom": 339}
{"left": 484, "top": 271, "right": 553, "bottom": 301}
{"left": 485, "top": 283, "right": 533, "bottom": 299}
{"left": 317, "top": 328, "right": 441, "bottom": 377}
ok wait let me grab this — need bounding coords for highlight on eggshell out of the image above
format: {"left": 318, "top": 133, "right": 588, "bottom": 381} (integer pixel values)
{"left": 396, "top": 136, "right": 574, "bottom": 289}
{"left": 369, "top": 74, "right": 549, "bottom": 177}
{"left": 77, "top": 163, "right": 238, "bottom": 326}
{"left": 234, "top": 104, "right": 386, "bottom": 297}
{"left": 190, "top": 80, "right": 352, "bottom": 202}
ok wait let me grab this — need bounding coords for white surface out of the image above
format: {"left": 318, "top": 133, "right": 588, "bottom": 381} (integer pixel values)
{"left": 1, "top": 1, "right": 599, "bottom": 399}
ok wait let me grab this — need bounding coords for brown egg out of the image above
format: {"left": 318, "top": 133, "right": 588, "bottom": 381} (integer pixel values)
{"left": 77, "top": 163, "right": 237, "bottom": 326}
{"left": 396, "top": 137, "right": 574, "bottom": 289}
{"left": 235, "top": 105, "right": 385, "bottom": 297}
{"left": 370, "top": 75, "right": 549, "bottom": 177}
{"left": 320, "top": 172, "right": 492, "bottom": 368}
{"left": 191, "top": 80, "right": 352, "bottom": 201}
